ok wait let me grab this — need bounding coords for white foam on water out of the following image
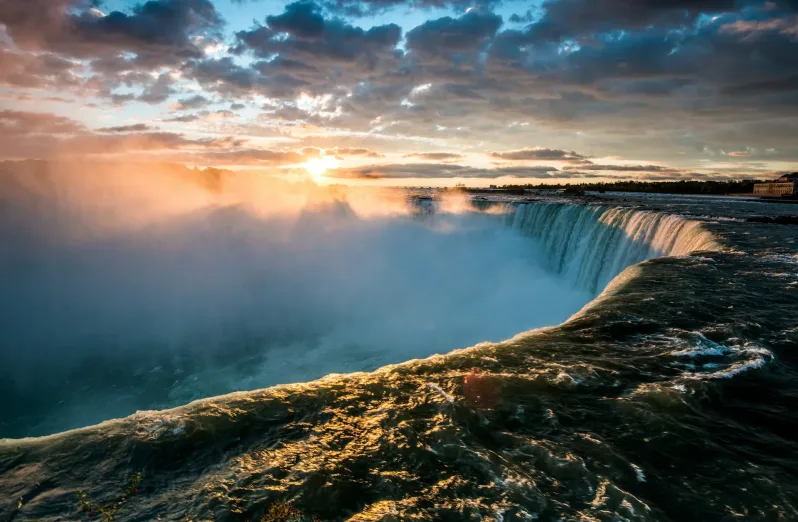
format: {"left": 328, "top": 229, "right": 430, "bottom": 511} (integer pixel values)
{"left": 507, "top": 203, "right": 719, "bottom": 293}
{"left": 630, "top": 464, "right": 646, "bottom": 483}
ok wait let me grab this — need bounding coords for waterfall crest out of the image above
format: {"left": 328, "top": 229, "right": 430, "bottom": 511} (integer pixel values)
{"left": 508, "top": 203, "right": 720, "bottom": 293}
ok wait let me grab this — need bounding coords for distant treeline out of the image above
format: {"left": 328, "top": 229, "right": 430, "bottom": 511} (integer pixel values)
{"left": 470, "top": 179, "right": 759, "bottom": 196}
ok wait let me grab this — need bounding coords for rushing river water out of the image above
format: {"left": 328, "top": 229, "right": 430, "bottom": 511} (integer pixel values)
{"left": 2, "top": 193, "right": 798, "bottom": 521}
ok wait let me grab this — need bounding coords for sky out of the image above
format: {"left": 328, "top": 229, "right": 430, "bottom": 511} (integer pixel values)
{"left": 0, "top": 0, "right": 797, "bottom": 186}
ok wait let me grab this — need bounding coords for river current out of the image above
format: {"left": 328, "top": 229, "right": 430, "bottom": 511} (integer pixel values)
{"left": 2, "top": 192, "right": 798, "bottom": 521}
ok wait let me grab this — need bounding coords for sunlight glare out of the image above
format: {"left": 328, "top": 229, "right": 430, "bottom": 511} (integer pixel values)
{"left": 304, "top": 156, "right": 339, "bottom": 179}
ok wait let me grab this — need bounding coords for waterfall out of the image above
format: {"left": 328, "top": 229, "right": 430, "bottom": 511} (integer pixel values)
{"left": 507, "top": 203, "right": 720, "bottom": 293}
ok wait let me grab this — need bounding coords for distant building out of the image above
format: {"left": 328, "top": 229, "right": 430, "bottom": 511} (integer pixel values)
{"left": 753, "top": 172, "right": 798, "bottom": 197}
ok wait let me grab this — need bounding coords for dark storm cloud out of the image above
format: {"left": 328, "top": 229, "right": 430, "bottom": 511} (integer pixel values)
{"left": 488, "top": 148, "right": 589, "bottom": 162}
{"left": 0, "top": 0, "right": 224, "bottom": 64}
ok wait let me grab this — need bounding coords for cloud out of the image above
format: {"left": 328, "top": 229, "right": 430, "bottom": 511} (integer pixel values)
{"left": 722, "top": 74, "right": 798, "bottom": 96}
{"left": 1, "top": 0, "right": 797, "bottom": 179}
{"left": 97, "top": 124, "right": 153, "bottom": 133}
{"left": 328, "top": 147, "right": 384, "bottom": 157}
{"left": 563, "top": 164, "right": 681, "bottom": 172}
{"left": 189, "top": 148, "right": 306, "bottom": 165}
{"left": 0, "top": 110, "right": 86, "bottom": 135}
{"left": 0, "top": 0, "right": 224, "bottom": 104}
{"left": 0, "top": 47, "right": 80, "bottom": 90}
{"left": 233, "top": 2, "right": 401, "bottom": 64}
{"left": 403, "top": 152, "right": 465, "bottom": 160}
{"left": 199, "top": 110, "right": 238, "bottom": 120}
{"left": 509, "top": 10, "right": 536, "bottom": 24}
{"left": 719, "top": 15, "right": 798, "bottom": 37}
{"left": 190, "top": 2, "right": 403, "bottom": 99}
{"left": 629, "top": 170, "right": 738, "bottom": 181}
{"left": 183, "top": 56, "right": 308, "bottom": 99}
{"left": 526, "top": 0, "right": 738, "bottom": 41}
{"left": 0, "top": 0, "right": 224, "bottom": 65}
{"left": 49, "top": 132, "right": 244, "bottom": 156}
{"left": 0, "top": 111, "right": 273, "bottom": 161}
{"left": 489, "top": 148, "right": 590, "bottom": 162}
{"left": 406, "top": 11, "right": 503, "bottom": 62}
{"left": 329, "top": 163, "right": 562, "bottom": 179}
{"left": 266, "top": 1, "right": 327, "bottom": 39}
{"left": 231, "top": 0, "right": 498, "bottom": 17}
{"left": 163, "top": 114, "right": 201, "bottom": 123}
{"left": 172, "top": 95, "right": 210, "bottom": 111}
{"left": 477, "top": 7, "right": 798, "bottom": 146}
{"left": 137, "top": 73, "right": 177, "bottom": 104}
{"left": 317, "top": 0, "right": 495, "bottom": 17}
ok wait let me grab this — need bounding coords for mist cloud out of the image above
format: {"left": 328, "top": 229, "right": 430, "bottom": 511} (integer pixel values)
{"left": 0, "top": 161, "right": 591, "bottom": 434}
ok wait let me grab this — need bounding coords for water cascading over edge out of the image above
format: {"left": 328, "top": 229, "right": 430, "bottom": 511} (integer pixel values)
{"left": 507, "top": 203, "right": 720, "bottom": 293}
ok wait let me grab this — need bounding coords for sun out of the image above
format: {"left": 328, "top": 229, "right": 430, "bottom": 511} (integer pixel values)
{"left": 304, "top": 156, "right": 339, "bottom": 180}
